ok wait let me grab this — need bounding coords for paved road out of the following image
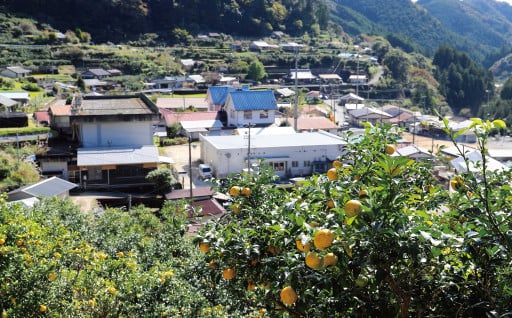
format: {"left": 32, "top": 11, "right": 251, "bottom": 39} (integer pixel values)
{"left": 162, "top": 142, "right": 211, "bottom": 189}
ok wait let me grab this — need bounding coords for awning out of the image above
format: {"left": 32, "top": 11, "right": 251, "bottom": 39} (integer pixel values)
{"left": 77, "top": 146, "right": 159, "bottom": 166}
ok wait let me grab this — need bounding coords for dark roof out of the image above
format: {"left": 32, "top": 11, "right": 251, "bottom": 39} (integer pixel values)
{"left": 165, "top": 187, "right": 214, "bottom": 200}
{"left": 229, "top": 90, "right": 278, "bottom": 111}
{"left": 72, "top": 94, "right": 159, "bottom": 117}
{"left": 190, "top": 198, "right": 225, "bottom": 216}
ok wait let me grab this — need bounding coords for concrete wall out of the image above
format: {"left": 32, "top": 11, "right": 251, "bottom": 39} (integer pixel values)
{"left": 81, "top": 121, "right": 153, "bottom": 148}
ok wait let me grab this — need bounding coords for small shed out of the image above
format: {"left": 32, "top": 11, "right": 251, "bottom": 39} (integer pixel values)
{"left": 7, "top": 177, "right": 77, "bottom": 202}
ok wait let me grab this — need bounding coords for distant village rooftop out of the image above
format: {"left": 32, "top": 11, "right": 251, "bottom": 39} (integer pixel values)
{"left": 72, "top": 94, "right": 159, "bottom": 117}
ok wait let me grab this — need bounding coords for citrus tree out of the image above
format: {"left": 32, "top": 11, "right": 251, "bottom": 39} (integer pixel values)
{"left": 0, "top": 197, "right": 225, "bottom": 317}
{"left": 194, "top": 122, "right": 512, "bottom": 317}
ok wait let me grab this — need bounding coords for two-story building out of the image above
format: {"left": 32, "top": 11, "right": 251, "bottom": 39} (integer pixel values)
{"left": 224, "top": 89, "right": 278, "bottom": 127}
{"left": 38, "top": 94, "right": 161, "bottom": 190}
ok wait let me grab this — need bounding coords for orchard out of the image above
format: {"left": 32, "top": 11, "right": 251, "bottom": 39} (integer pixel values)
{"left": 195, "top": 120, "right": 512, "bottom": 317}
{"left": 1, "top": 119, "right": 511, "bottom": 317}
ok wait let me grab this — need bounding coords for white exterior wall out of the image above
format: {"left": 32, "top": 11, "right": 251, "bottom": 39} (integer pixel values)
{"left": 81, "top": 121, "right": 153, "bottom": 148}
{"left": 200, "top": 134, "right": 344, "bottom": 178}
{"left": 39, "top": 160, "right": 69, "bottom": 179}
{"left": 226, "top": 109, "right": 276, "bottom": 127}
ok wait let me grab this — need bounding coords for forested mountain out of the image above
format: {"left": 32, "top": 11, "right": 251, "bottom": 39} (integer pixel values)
{"left": 0, "top": 0, "right": 329, "bottom": 43}
{"left": 330, "top": 0, "right": 512, "bottom": 65}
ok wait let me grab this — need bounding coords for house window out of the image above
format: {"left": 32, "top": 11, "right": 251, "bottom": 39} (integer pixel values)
{"left": 292, "top": 161, "right": 298, "bottom": 168}
{"left": 244, "top": 110, "right": 252, "bottom": 120}
{"left": 260, "top": 110, "right": 269, "bottom": 119}
{"left": 304, "top": 160, "right": 311, "bottom": 167}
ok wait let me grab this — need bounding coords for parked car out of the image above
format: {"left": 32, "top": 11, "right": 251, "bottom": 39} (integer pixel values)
{"left": 198, "top": 164, "right": 213, "bottom": 180}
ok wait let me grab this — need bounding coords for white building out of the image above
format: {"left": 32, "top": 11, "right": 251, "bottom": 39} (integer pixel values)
{"left": 200, "top": 129, "right": 345, "bottom": 178}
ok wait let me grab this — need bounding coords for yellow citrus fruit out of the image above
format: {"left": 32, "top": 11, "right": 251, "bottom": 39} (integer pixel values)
{"left": 324, "top": 253, "right": 338, "bottom": 267}
{"left": 313, "top": 229, "right": 334, "bottom": 250}
{"left": 199, "top": 242, "right": 210, "bottom": 253}
{"left": 355, "top": 276, "right": 369, "bottom": 287}
{"left": 231, "top": 203, "right": 241, "bottom": 213}
{"left": 358, "top": 189, "right": 368, "bottom": 198}
{"left": 450, "top": 176, "right": 464, "bottom": 191}
{"left": 305, "top": 252, "right": 323, "bottom": 270}
{"left": 229, "top": 186, "right": 242, "bottom": 196}
{"left": 326, "top": 168, "right": 338, "bottom": 181}
{"left": 48, "top": 272, "right": 57, "bottom": 281}
{"left": 345, "top": 199, "right": 363, "bottom": 218}
{"left": 39, "top": 305, "right": 47, "bottom": 312}
{"left": 241, "top": 187, "right": 251, "bottom": 197}
{"left": 117, "top": 251, "right": 124, "bottom": 258}
{"left": 327, "top": 199, "right": 335, "bottom": 208}
{"left": 222, "top": 268, "right": 235, "bottom": 280}
{"left": 16, "top": 240, "right": 23, "bottom": 247}
{"left": 280, "top": 286, "right": 298, "bottom": 305}
{"left": 2, "top": 310, "right": 7, "bottom": 318}
{"left": 0, "top": 238, "right": 5, "bottom": 245}
{"left": 385, "top": 144, "right": 396, "bottom": 155}
{"left": 296, "top": 240, "right": 311, "bottom": 252}
{"left": 107, "top": 287, "right": 117, "bottom": 294}
{"left": 332, "top": 160, "right": 343, "bottom": 168}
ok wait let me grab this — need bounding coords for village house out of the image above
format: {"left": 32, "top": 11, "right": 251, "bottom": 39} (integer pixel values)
{"left": 347, "top": 107, "right": 392, "bottom": 126}
{"left": 224, "top": 89, "right": 278, "bottom": 127}
{"left": 1, "top": 66, "right": 31, "bottom": 79}
{"left": 286, "top": 69, "right": 317, "bottom": 84}
{"left": 37, "top": 94, "right": 161, "bottom": 190}
{"left": 159, "top": 108, "right": 223, "bottom": 140}
{"left": 81, "top": 68, "right": 112, "bottom": 80}
{"left": 296, "top": 117, "right": 339, "bottom": 134}
{"left": 205, "top": 85, "right": 239, "bottom": 111}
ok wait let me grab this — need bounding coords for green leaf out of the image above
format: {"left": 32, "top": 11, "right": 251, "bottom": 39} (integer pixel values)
{"left": 492, "top": 119, "right": 507, "bottom": 129}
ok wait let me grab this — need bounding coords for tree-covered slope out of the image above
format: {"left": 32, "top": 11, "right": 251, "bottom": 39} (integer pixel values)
{"left": 0, "top": 0, "right": 329, "bottom": 43}
{"left": 329, "top": 0, "right": 512, "bottom": 64}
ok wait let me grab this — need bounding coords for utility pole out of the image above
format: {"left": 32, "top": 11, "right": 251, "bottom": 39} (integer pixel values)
{"left": 188, "top": 136, "right": 193, "bottom": 198}
{"left": 247, "top": 124, "right": 251, "bottom": 173}
{"left": 294, "top": 48, "right": 299, "bottom": 132}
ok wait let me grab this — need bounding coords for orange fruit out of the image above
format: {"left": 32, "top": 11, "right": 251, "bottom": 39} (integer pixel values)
{"left": 199, "top": 242, "right": 210, "bottom": 253}
{"left": 231, "top": 203, "right": 241, "bottom": 213}
{"left": 0, "top": 238, "right": 5, "bottom": 245}
{"left": 48, "top": 272, "right": 57, "bottom": 281}
{"left": 450, "top": 176, "right": 464, "bottom": 191}
{"left": 16, "top": 240, "right": 23, "bottom": 247}
{"left": 313, "top": 229, "right": 334, "bottom": 250}
{"left": 280, "top": 286, "right": 298, "bottom": 305}
{"left": 332, "top": 160, "right": 343, "bottom": 168}
{"left": 241, "top": 187, "right": 251, "bottom": 197}
{"left": 117, "top": 251, "right": 124, "bottom": 258}
{"left": 39, "top": 305, "right": 47, "bottom": 313}
{"left": 305, "top": 252, "right": 323, "bottom": 270}
{"left": 385, "top": 144, "right": 396, "bottom": 155}
{"left": 327, "top": 199, "right": 335, "bottom": 208}
{"left": 229, "top": 186, "right": 242, "bottom": 196}
{"left": 296, "top": 240, "right": 311, "bottom": 252}
{"left": 323, "top": 253, "right": 338, "bottom": 266}
{"left": 345, "top": 199, "right": 362, "bottom": 218}
{"left": 247, "top": 281, "right": 256, "bottom": 291}
{"left": 327, "top": 168, "right": 338, "bottom": 181}
{"left": 222, "top": 268, "right": 235, "bottom": 280}
{"left": 358, "top": 189, "right": 368, "bottom": 198}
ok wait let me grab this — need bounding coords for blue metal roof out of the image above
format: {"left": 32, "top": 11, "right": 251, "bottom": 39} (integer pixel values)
{"left": 208, "top": 86, "right": 237, "bottom": 106}
{"left": 229, "top": 90, "right": 278, "bottom": 111}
